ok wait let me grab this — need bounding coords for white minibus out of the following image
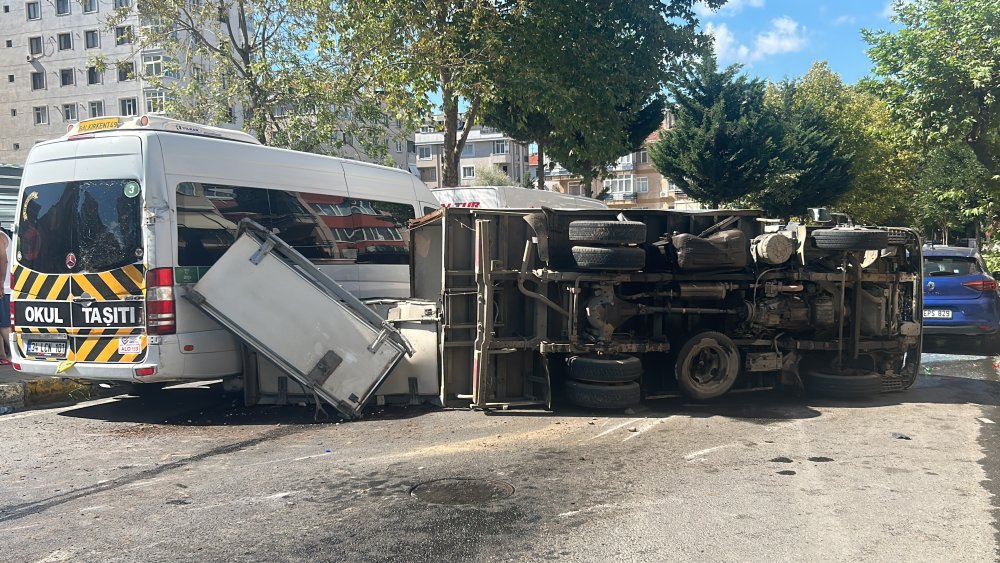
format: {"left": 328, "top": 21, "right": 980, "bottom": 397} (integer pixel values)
{"left": 9, "top": 116, "right": 439, "bottom": 384}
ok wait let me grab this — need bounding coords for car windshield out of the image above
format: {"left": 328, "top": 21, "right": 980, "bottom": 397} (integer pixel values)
{"left": 924, "top": 256, "right": 980, "bottom": 277}
{"left": 17, "top": 179, "right": 143, "bottom": 273}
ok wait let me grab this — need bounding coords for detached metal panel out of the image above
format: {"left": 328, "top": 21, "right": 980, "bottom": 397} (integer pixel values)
{"left": 190, "top": 221, "right": 411, "bottom": 419}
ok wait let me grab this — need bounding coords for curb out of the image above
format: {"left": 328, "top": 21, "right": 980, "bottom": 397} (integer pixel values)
{"left": 0, "top": 377, "right": 127, "bottom": 411}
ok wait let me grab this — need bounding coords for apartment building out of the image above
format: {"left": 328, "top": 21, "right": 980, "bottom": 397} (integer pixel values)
{"left": 0, "top": 0, "right": 187, "bottom": 164}
{"left": 0, "top": 162, "right": 21, "bottom": 226}
{"left": 414, "top": 117, "right": 529, "bottom": 189}
{"left": 544, "top": 112, "right": 701, "bottom": 210}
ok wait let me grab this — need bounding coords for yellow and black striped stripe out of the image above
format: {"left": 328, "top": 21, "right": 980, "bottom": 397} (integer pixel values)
{"left": 12, "top": 264, "right": 148, "bottom": 363}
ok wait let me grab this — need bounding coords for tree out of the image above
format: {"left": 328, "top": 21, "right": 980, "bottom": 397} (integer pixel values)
{"left": 864, "top": 0, "right": 1000, "bottom": 183}
{"left": 474, "top": 165, "right": 517, "bottom": 187}
{"left": 101, "top": 0, "right": 392, "bottom": 160}
{"left": 746, "top": 73, "right": 853, "bottom": 219}
{"left": 481, "top": 0, "right": 720, "bottom": 195}
{"left": 650, "top": 55, "right": 781, "bottom": 208}
{"left": 909, "top": 143, "right": 995, "bottom": 243}
{"left": 328, "top": 0, "right": 511, "bottom": 187}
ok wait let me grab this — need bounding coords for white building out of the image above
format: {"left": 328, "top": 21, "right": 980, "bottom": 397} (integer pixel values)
{"left": 0, "top": 0, "right": 194, "bottom": 164}
{"left": 414, "top": 117, "right": 529, "bottom": 189}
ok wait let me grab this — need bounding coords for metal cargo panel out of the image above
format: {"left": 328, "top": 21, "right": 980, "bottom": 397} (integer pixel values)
{"left": 190, "top": 221, "right": 411, "bottom": 419}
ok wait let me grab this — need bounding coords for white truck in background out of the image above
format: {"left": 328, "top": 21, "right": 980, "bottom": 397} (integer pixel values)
{"left": 432, "top": 185, "right": 607, "bottom": 210}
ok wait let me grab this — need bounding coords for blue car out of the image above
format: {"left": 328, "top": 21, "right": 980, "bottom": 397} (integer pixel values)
{"left": 922, "top": 245, "right": 1000, "bottom": 344}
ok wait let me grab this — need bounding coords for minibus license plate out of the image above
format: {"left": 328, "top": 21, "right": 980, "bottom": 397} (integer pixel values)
{"left": 26, "top": 340, "right": 67, "bottom": 358}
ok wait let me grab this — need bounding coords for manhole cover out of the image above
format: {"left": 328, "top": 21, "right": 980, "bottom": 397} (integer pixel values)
{"left": 410, "top": 478, "right": 515, "bottom": 505}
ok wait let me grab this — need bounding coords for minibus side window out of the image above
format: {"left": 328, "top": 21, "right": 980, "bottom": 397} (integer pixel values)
{"left": 176, "top": 182, "right": 413, "bottom": 267}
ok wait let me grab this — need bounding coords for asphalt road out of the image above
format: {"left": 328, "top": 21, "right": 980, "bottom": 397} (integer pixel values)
{"left": 1, "top": 343, "right": 998, "bottom": 562}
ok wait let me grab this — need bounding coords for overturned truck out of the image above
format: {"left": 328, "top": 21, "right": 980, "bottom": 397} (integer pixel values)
{"left": 412, "top": 207, "right": 922, "bottom": 411}
{"left": 192, "top": 207, "right": 923, "bottom": 417}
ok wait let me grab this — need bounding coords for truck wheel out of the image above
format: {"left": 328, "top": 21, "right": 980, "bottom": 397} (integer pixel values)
{"left": 566, "top": 354, "right": 643, "bottom": 383}
{"left": 803, "top": 370, "right": 882, "bottom": 399}
{"left": 812, "top": 228, "right": 889, "bottom": 251}
{"left": 568, "top": 220, "right": 646, "bottom": 245}
{"left": 674, "top": 331, "right": 740, "bottom": 400}
{"left": 564, "top": 380, "right": 641, "bottom": 409}
{"left": 571, "top": 246, "right": 646, "bottom": 271}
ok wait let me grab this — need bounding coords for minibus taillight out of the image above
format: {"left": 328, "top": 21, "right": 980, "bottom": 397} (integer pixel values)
{"left": 145, "top": 267, "right": 176, "bottom": 335}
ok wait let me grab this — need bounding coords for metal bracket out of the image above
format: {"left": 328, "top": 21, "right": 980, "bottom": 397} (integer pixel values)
{"left": 306, "top": 350, "right": 342, "bottom": 388}
{"left": 249, "top": 239, "right": 276, "bottom": 265}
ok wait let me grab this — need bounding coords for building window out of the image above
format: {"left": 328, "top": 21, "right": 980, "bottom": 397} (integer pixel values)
{"left": 87, "top": 66, "right": 101, "bottom": 85}
{"left": 119, "top": 97, "right": 138, "bottom": 116}
{"left": 114, "top": 0, "right": 130, "bottom": 6}
{"left": 10, "top": 109, "right": 16, "bottom": 117}
{"left": 636, "top": 176, "right": 649, "bottom": 193}
{"left": 603, "top": 176, "right": 633, "bottom": 193}
{"left": 462, "top": 166, "right": 475, "bottom": 179}
{"left": 142, "top": 54, "right": 175, "bottom": 77}
{"left": 30, "top": 71, "right": 44, "bottom": 90}
{"left": 26, "top": 1, "right": 39, "bottom": 20}
{"left": 7, "top": 74, "right": 12, "bottom": 83}
{"left": 394, "top": 140, "right": 403, "bottom": 153}
{"left": 4, "top": 40, "right": 11, "bottom": 47}
{"left": 145, "top": 89, "right": 165, "bottom": 113}
{"left": 32, "top": 105, "right": 47, "bottom": 125}
{"left": 117, "top": 61, "right": 135, "bottom": 81}
{"left": 617, "top": 153, "right": 633, "bottom": 166}
{"left": 89, "top": 100, "right": 104, "bottom": 117}
{"left": 57, "top": 33, "right": 72, "bottom": 51}
{"left": 28, "top": 36, "right": 41, "bottom": 55}
{"left": 115, "top": 26, "right": 132, "bottom": 46}
{"left": 82, "top": 0, "right": 96, "bottom": 13}
{"left": 461, "top": 143, "right": 474, "bottom": 157}
{"left": 85, "top": 30, "right": 99, "bottom": 49}
{"left": 418, "top": 146, "right": 432, "bottom": 160}
{"left": 636, "top": 150, "right": 649, "bottom": 164}
{"left": 493, "top": 140, "right": 508, "bottom": 155}
{"left": 419, "top": 125, "right": 433, "bottom": 134}
{"left": 55, "top": 0, "right": 68, "bottom": 14}
{"left": 59, "top": 68, "right": 74, "bottom": 86}
{"left": 420, "top": 168, "right": 436, "bottom": 182}
{"left": 12, "top": 143, "right": 19, "bottom": 150}
{"left": 62, "top": 103, "right": 77, "bottom": 121}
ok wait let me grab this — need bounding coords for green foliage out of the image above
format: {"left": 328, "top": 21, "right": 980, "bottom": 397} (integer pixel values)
{"left": 864, "top": 0, "right": 1000, "bottom": 182}
{"left": 101, "top": 0, "right": 395, "bottom": 161}
{"left": 650, "top": 55, "right": 781, "bottom": 208}
{"left": 481, "top": 0, "right": 718, "bottom": 196}
{"left": 473, "top": 165, "right": 517, "bottom": 187}
{"left": 909, "top": 143, "right": 994, "bottom": 240}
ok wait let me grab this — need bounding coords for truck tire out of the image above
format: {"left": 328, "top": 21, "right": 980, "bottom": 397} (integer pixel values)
{"left": 674, "top": 331, "right": 740, "bottom": 401}
{"left": 564, "top": 380, "right": 641, "bottom": 409}
{"left": 803, "top": 370, "right": 882, "bottom": 399}
{"left": 571, "top": 246, "right": 646, "bottom": 271}
{"left": 566, "top": 354, "right": 643, "bottom": 383}
{"left": 812, "top": 228, "right": 889, "bottom": 251}
{"left": 568, "top": 220, "right": 646, "bottom": 245}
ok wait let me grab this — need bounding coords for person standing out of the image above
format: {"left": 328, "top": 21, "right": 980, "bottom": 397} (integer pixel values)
{"left": 0, "top": 226, "right": 11, "bottom": 365}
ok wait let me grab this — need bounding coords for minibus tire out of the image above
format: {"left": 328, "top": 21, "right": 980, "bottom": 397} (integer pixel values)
{"left": 564, "top": 380, "right": 640, "bottom": 409}
{"left": 568, "top": 220, "right": 646, "bottom": 245}
{"left": 566, "top": 354, "right": 643, "bottom": 383}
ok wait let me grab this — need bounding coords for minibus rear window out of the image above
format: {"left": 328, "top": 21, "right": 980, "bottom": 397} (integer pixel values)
{"left": 17, "top": 179, "right": 143, "bottom": 273}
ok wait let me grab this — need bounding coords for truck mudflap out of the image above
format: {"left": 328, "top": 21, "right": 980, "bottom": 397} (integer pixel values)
{"left": 187, "top": 220, "right": 413, "bottom": 420}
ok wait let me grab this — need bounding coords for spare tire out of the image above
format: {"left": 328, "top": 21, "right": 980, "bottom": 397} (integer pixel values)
{"left": 568, "top": 220, "right": 646, "bottom": 245}
{"left": 571, "top": 246, "right": 646, "bottom": 271}
{"left": 812, "top": 228, "right": 889, "bottom": 251}
{"left": 567, "top": 354, "right": 643, "bottom": 383}
{"left": 803, "top": 370, "right": 882, "bottom": 399}
{"left": 564, "top": 380, "right": 641, "bottom": 409}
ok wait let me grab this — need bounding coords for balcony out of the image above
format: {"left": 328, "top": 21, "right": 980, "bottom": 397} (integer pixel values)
{"left": 604, "top": 192, "right": 637, "bottom": 203}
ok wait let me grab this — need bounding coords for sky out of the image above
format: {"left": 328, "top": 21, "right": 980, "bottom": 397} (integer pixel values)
{"left": 696, "top": 0, "right": 902, "bottom": 84}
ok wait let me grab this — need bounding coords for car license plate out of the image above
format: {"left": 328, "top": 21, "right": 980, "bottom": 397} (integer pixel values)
{"left": 26, "top": 340, "right": 68, "bottom": 358}
{"left": 923, "top": 309, "right": 953, "bottom": 319}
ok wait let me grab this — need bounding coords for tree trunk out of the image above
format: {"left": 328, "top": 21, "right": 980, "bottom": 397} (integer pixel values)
{"left": 536, "top": 142, "right": 545, "bottom": 190}
{"left": 583, "top": 174, "right": 594, "bottom": 198}
{"left": 441, "top": 82, "right": 459, "bottom": 187}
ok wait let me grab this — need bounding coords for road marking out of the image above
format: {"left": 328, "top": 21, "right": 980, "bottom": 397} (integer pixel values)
{"left": 0, "top": 397, "right": 120, "bottom": 422}
{"left": 684, "top": 443, "right": 737, "bottom": 460}
{"left": 589, "top": 418, "right": 642, "bottom": 440}
{"left": 978, "top": 417, "right": 995, "bottom": 424}
{"left": 623, "top": 418, "right": 670, "bottom": 441}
